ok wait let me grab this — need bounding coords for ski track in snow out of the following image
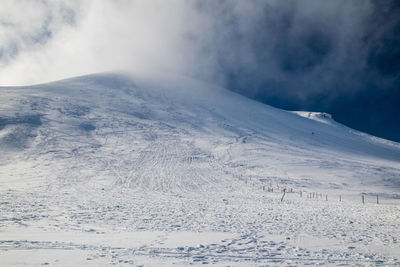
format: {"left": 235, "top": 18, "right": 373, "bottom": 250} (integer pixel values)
{"left": 0, "top": 71, "right": 400, "bottom": 266}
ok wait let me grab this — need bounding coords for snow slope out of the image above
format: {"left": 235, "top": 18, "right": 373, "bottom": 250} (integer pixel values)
{"left": 1, "top": 71, "right": 400, "bottom": 266}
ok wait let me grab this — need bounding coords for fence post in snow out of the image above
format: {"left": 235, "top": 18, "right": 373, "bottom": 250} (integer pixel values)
{"left": 281, "top": 189, "right": 286, "bottom": 202}
{"left": 339, "top": 195, "right": 341, "bottom": 202}
{"left": 300, "top": 191, "right": 302, "bottom": 198}
{"left": 377, "top": 195, "right": 379, "bottom": 204}
{"left": 362, "top": 195, "right": 365, "bottom": 204}
{"left": 326, "top": 195, "right": 328, "bottom": 201}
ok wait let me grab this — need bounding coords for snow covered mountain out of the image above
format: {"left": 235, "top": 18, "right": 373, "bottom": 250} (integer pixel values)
{"left": 1, "top": 71, "right": 400, "bottom": 265}
{"left": 1, "top": 71, "right": 399, "bottom": 193}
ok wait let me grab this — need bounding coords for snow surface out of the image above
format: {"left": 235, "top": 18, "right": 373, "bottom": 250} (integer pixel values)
{"left": 292, "top": 111, "right": 335, "bottom": 125}
{"left": 0, "top": 71, "right": 400, "bottom": 266}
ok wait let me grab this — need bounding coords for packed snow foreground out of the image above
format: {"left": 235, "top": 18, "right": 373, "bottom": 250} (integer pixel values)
{"left": 1, "top": 71, "right": 399, "bottom": 266}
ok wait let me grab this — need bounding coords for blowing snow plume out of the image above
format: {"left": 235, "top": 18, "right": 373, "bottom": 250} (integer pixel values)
{"left": 0, "top": 1, "right": 206, "bottom": 85}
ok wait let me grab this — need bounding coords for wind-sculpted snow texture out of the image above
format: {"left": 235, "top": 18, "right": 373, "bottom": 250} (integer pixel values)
{"left": 1, "top": 72, "right": 400, "bottom": 266}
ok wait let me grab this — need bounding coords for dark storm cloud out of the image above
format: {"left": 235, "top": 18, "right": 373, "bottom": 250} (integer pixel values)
{"left": 190, "top": 0, "right": 400, "bottom": 141}
{"left": 191, "top": 0, "right": 370, "bottom": 99}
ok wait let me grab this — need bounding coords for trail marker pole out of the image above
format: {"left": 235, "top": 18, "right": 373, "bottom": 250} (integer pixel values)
{"left": 377, "top": 195, "right": 379, "bottom": 204}
{"left": 326, "top": 195, "right": 328, "bottom": 201}
{"left": 339, "top": 195, "right": 341, "bottom": 202}
{"left": 362, "top": 195, "right": 365, "bottom": 204}
{"left": 281, "top": 189, "right": 286, "bottom": 202}
{"left": 300, "top": 191, "right": 302, "bottom": 198}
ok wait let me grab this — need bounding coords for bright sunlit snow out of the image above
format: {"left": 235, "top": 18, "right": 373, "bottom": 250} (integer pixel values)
{"left": 1, "top": 71, "right": 399, "bottom": 266}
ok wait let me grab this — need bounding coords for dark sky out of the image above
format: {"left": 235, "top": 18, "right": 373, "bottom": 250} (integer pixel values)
{"left": 1, "top": 0, "right": 399, "bottom": 142}
{"left": 193, "top": 0, "right": 400, "bottom": 142}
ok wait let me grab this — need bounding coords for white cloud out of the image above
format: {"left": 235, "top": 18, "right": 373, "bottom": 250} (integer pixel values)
{"left": 0, "top": 0, "right": 205, "bottom": 85}
{"left": 0, "top": 0, "right": 377, "bottom": 90}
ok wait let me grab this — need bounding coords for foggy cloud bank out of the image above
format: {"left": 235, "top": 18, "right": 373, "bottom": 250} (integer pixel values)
{"left": 0, "top": 0, "right": 399, "bottom": 141}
